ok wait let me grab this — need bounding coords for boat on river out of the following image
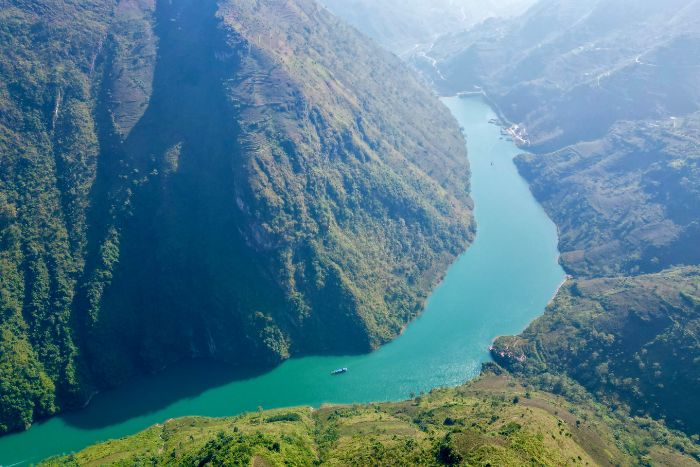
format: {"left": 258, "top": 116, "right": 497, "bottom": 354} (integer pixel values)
{"left": 331, "top": 367, "right": 348, "bottom": 375}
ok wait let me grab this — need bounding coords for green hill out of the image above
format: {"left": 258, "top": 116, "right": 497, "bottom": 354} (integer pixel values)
{"left": 0, "top": 0, "right": 472, "bottom": 434}
{"left": 493, "top": 267, "right": 700, "bottom": 436}
{"left": 515, "top": 115, "right": 700, "bottom": 277}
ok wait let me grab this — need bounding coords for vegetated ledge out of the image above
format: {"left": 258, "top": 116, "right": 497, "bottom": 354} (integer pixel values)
{"left": 42, "top": 368, "right": 698, "bottom": 466}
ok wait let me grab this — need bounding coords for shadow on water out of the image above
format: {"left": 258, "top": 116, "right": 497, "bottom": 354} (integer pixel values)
{"left": 59, "top": 359, "right": 272, "bottom": 430}
{"left": 0, "top": 96, "right": 565, "bottom": 466}
{"left": 76, "top": 0, "right": 280, "bottom": 402}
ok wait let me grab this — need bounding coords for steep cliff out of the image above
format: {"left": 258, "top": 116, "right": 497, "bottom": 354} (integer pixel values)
{"left": 0, "top": 0, "right": 472, "bottom": 433}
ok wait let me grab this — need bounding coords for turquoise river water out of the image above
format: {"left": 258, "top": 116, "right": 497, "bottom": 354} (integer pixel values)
{"left": 0, "top": 97, "right": 564, "bottom": 465}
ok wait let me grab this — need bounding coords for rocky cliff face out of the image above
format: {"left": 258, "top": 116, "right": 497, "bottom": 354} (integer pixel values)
{"left": 0, "top": 0, "right": 472, "bottom": 433}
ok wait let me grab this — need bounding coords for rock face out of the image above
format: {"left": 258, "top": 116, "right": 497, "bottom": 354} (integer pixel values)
{"left": 0, "top": 0, "right": 472, "bottom": 433}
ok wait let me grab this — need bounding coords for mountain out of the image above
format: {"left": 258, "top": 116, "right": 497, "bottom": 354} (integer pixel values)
{"left": 0, "top": 0, "right": 473, "bottom": 434}
{"left": 42, "top": 372, "right": 700, "bottom": 466}
{"left": 321, "top": 0, "right": 535, "bottom": 56}
{"left": 516, "top": 114, "right": 700, "bottom": 277}
{"left": 417, "top": 0, "right": 700, "bottom": 442}
{"left": 428, "top": 0, "right": 700, "bottom": 298}
{"left": 424, "top": 0, "right": 700, "bottom": 152}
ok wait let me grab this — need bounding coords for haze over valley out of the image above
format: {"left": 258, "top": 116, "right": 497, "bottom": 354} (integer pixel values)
{"left": 321, "top": 0, "right": 535, "bottom": 56}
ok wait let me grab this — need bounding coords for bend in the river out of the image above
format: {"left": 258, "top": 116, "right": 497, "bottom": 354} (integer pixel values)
{"left": 0, "top": 97, "right": 565, "bottom": 465}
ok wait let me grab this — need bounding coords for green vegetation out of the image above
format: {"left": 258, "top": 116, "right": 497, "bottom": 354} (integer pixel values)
{"left": 515, "top": 115, "right": 700, "bottom": 277}
{"left": 42, "top": 374, "right": 699, "bottom": 466}
{"left": 493, "top": 267, "right": 700, "bottom": 437}
{"left": 0, "top": 0, "right": 114, "bottom": 433}
{"left": 8, "top": 2, "right": 697, "bottom": 465}
{"left": 425, "top": 0, "right": 700, "bottom": 446}
{"left": 0, "top": 0, "right": 472, "bottom": 433}
{"left": 485, "top": 109, "right": 700, "bottom": 465}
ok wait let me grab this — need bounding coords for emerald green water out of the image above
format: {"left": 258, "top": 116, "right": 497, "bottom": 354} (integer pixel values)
{"left": 0, "top": 97, "right": 564, "bottom": 465}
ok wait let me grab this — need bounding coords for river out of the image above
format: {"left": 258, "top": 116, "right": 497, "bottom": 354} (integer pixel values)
{"left": 0, "top": 96, "right": 564, "bottom": 465}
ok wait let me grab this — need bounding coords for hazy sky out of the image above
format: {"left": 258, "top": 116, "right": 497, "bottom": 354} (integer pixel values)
{"left": 322, "top": 0, "right": 536, "bottom": 54}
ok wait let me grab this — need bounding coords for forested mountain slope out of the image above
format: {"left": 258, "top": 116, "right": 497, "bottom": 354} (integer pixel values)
{"left": 493, "top": 267, "right": 700, "bottom": 435}
{"left": 516, "top": 115, "right": 700, "bottom": 277}
{"left": 0, "top": 0, "right": 472, "bottom": 434}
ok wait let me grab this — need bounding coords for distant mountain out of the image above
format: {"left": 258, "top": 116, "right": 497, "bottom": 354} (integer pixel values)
{"left": 427, "top": 0, "right": 700, "bottom": 281}
{"left": 321, "top": 0, "right": 534, "bottom": 56}
{"left": 0, "top": 0, "right": 472, "bottom": 433}
{"left": 425, "top": 0, "right": 700, "bottom": 151}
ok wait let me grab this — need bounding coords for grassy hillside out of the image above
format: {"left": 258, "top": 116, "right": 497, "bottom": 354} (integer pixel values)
{"left": 42, "top": 373, "right": 699, "bottom": 466}
{"left": 0, "top": 0, "right": 472, "bottom": 434}
{"left": 492, "top": 267, "right": 700, "bottom": 436}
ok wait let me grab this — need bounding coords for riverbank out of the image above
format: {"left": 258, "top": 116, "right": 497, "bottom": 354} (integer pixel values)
{"left": 39, "top": 374, "right": 605, "bottom": 465}
{"left": 0, "top": 97, "right": 565, "bottom": 465}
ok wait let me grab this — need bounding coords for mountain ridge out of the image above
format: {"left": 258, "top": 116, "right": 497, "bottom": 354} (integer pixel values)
{"left": 422, "top": 0, "right": 700, "bottom": 152}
